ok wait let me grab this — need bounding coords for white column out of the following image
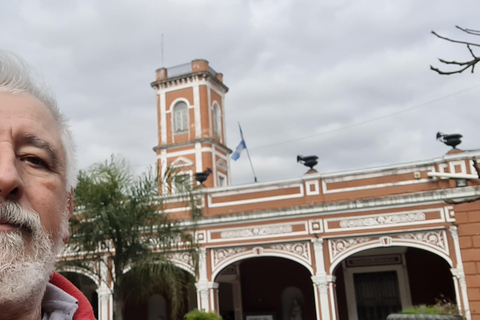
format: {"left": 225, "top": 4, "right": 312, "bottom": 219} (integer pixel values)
{"left": 450, "top": 226, "right": 471, "bottom": 320}
{"left": 193, "top": 84, "right": 201, "bottom": 139}
{"left": 96, "top": 286, "right": 112, "bottom": 320}
{"left": 159, "top": 150, "right": 168, "bottom": 194}
{"left": 209, "top": 282, "right": 220, "bottom": 313}
{"left": 196, "top": 248, "right": 209, "bottom": 311}
{"left": 207, "top": 84, "right": 212, "bottom": 137}
{"left": 195, "top": 142, "right": 203, "bottom": 173}
{"left": 159, "top": 91, "right": 167, "bottom": 145}
{"left": 97, "top": 260, "right": 112, "bottom": 320}
{"left": 311, "top": 238, "right": 333, "bottom": 320}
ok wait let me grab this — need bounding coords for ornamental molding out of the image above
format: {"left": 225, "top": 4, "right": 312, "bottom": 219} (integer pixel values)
{"left": 397, "top": 231, "right": 446, "bottom": 250}
{"left": 220, "top": 225, "right": 293, "bottom": 239}
{"left": 167, "top": 251, "right": 195, "bottom": 274}
{"left": 330, "top": 237, "right": 371, "bottom": 261}
{"left": 212, "top": 247, "right": 248, "bottom": 268}
{"left": 270, "top": 242, "right": 310, "bottom": 261}
{"left": 211, "top": 241, "right": 312, "bottom": 274}
{"left": 168, "top": 251, "right": 193, "bottom": 265}
{"left": 329, "top": 229, "right": 449, "bottom": 264}
{"left": 339, "top": 212, "right": 426, "bottom": 229}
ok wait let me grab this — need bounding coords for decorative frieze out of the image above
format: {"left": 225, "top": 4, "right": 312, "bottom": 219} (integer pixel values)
{"left": 325, "top": 208, "right": 445, "bottom": 232}
{"left": 329, "top": 229, "right": 449, "bottom": 264}
{"left": 220, "top": 225, "right": 293, "bottom": 239}
{"left": 211, "top": 241, "right": 312, "bottom": 274}
{"left": 270, "top": 242, "right": 310, "bottom": 260}
{"left": 339, "top": 212, "right": 426, "bottom": 228}
{"left": 397, "top": 231, "right": 446, "bottom": 250}
{"left": 330, "top": 237, "right": 371, "bottom": 260}
{"left": 212, "top": 247, "right": 248, "bottom": 267}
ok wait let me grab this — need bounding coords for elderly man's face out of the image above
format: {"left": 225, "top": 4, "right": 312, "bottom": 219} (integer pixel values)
{"left": 0, "top": 93, "right": 69, "bottom": 239}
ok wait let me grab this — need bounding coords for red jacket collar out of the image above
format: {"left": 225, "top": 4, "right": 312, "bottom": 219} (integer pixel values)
{"left": 49, "top": 272, "right": 97, "bottom": 320}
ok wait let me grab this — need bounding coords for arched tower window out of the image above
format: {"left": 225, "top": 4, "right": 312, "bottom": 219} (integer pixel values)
{"left": 213, "top": 103, "right": 221, "bottom": 137}
{"left": 173, "top": 101, "right": 189, "bottom": 133}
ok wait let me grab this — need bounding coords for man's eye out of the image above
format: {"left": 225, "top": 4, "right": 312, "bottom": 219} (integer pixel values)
{"left": 24, "top": 157, "right": 49, "bottom": 169}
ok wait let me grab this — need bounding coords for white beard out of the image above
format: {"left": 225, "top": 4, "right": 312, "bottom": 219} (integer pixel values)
{"left": 0, "top": 203, "right": 65, "bottom": 305}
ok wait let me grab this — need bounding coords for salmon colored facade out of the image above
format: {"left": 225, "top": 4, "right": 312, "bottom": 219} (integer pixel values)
{"left": 61, "top": 61, "right": 480, "bottom": 320}
{"left": 151, "top": 60, "right": 480, "bottom": 320}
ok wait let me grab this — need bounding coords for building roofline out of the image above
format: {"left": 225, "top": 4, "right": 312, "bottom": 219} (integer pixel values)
{"left": 201, "top": 149, "right": 480, "bottom": 193}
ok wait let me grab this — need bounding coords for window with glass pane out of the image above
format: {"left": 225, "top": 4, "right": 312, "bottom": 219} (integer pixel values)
{"left": 173, "top": 101, "right": 188, "bottom": 133}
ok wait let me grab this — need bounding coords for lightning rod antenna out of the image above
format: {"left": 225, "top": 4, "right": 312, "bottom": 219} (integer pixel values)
{"left": 161, "top": 34, "right": 164, "bottom": 67}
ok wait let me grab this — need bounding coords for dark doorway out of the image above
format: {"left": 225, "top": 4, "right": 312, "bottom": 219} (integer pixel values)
{"left": 354, "top": 271, "right": 402, "bottom": 320}
{"left": 216, "top": 257, "right": 315, "bottom": 320}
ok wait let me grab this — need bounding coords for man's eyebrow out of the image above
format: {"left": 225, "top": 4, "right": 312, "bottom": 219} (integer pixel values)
{"left": 18, "top": 134, "right": 59, "bottom": 168}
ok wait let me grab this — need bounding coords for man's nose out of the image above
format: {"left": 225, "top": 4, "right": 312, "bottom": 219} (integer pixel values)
{"left": 0, "top": 151, "right": 24, "bottom": 201}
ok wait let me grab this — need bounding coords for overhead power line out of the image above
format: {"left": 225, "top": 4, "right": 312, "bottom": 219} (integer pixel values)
{"left": 248, "top": 83, "right": 480, "bottom": 151}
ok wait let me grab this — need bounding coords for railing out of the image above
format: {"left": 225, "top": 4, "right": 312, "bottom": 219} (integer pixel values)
{"left": 166, "top": 63, "right": 218, "bottom": 78}
{"left": 208, "top": 66, "right": 218, "bottom": 77}
{"left": 167, "top": 63, "right": 192, "bottom": 78}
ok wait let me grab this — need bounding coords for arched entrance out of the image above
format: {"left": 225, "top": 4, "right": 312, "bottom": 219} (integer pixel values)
{"left": 123, "top": 268, "right": 197, "bottom": 320}
{"left": 333, "top": 246, "right": 456, "bottom": 320}
{"left": 60, "top": 271, "right": 99, "bottom": 318}
{"left": 216, "top": 256, "right": 315, "bottom": 320}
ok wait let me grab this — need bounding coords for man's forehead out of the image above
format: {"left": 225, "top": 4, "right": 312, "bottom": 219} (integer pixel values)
{"left": 0, "top": 93, "right": 65, "bottom": 163}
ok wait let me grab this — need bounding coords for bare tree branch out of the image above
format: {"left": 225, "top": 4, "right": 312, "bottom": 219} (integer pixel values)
{"left": 432, "top": 30, "right": 480, "bottom": 47}
{"left": 456, "top": 25, "right": 480, "bottom": 36}
{"left": 431, "top": 26, "right": 480, "bottom": 75}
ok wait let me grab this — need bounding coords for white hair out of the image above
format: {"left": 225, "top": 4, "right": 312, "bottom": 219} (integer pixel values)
{"left": 0, "top": 50, "right": 77, "bottom": 190}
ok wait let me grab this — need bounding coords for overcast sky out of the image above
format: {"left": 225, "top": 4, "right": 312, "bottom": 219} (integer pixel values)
{"left": 3, "top": 0, "right": 480, "bottom": 185}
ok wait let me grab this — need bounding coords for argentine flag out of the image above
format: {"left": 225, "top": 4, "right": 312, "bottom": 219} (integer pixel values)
{"left": 231, "top": 125, "right": 246, "bottom": 161}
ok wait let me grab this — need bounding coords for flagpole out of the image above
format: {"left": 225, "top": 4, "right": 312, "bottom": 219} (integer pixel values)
{"left": 238, "top": 123, "right": 258, "bottom": 183}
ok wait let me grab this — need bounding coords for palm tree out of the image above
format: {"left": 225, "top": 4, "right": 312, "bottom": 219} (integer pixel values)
{"left": 64, "top": 156, "right": 200, "bottom": 320}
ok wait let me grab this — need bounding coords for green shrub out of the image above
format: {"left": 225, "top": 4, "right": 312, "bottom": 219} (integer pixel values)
{"left": 402, "top": 298, "right": 459, "bottom": 316}
{"left": 184, "top": 309, "right": 222, "bottom": 320}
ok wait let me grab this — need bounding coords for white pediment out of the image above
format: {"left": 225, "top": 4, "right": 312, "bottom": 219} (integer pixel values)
{"left": 171, "top": 157, "right": 194, "bottom": 168}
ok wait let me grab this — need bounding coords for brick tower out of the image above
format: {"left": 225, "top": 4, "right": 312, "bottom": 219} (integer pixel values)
{"left": 151, "top": 60, "right": 230, "bottom": 190}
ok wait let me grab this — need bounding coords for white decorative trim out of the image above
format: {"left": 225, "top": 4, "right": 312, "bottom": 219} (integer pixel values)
{"left": 195, "top": 142, "right": 202, "bottom": 173}
{"left": 437, "top": 163, "right": 449, "bottom": 179}
{"left": 209, "top": 222, "right": 307, "bottom": 243}
{"left": 270, "top": 242, "right": 310, "bottom": 260}
{"left": 160, "top": 93, "right": 167, "bottom": 145}
{"left": 212, "top": 247, "right": 249, "bottom": 268}
{"left": 196, "top": 230, "right": 207, "bottom": 244}
{"left": 216, "top": 158, "right": 228, "bottom": 172}
{"left": 451, "top": 267, "right": 471, "bottom": 320}
{"left": 220, "top": 225, "right": 293, "bottom": 239}
{"left": 449, "top": 160, "right": 467, "bottom": 175}
{"left": 328, "top": 230, "right": 450, "bottom": 269}
{"left": 330, "top": 237, "right": 372, "bottom": 261}
{"left": 397, "top": 231, "right": 447, "bottom": 251}
{"left": 305, "top": 180, "right": 320, "bottom": 196}
{"left": 167, "top": 251, "right": 195, "bottom": 275}
{"left": 217, "top": 172, "right": 227, "bottom": 187}
{"left": 158, "top": 145, "right": 228, "bottom": 159}
{"left": 171, "top": 156, "right": 194, "bottom": 168}
{"left": 444, "top": 206, "right": 456, "bottom": 223}
{"left": 322, "top": 178, "right": 431, "bottom": 194}
{"left": 340, "top": 212, "right": 424, "bottom": 228}
{"left": 207, "top": 89, "right": 212, "bottom": 138}
{"left": 193, "top": 84, "right": 201, "bottom": 139}
{"left": 325, "top": 208, "right": 444, "bottom": 232}
{"left": 207, "top": 183, "right": 304, "bottom": 208}
{"left": 211, "top": 242, "right": 313, "bottom": 277}
{"left": 309, "top": 220, "right": 323, "bottom": 234}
